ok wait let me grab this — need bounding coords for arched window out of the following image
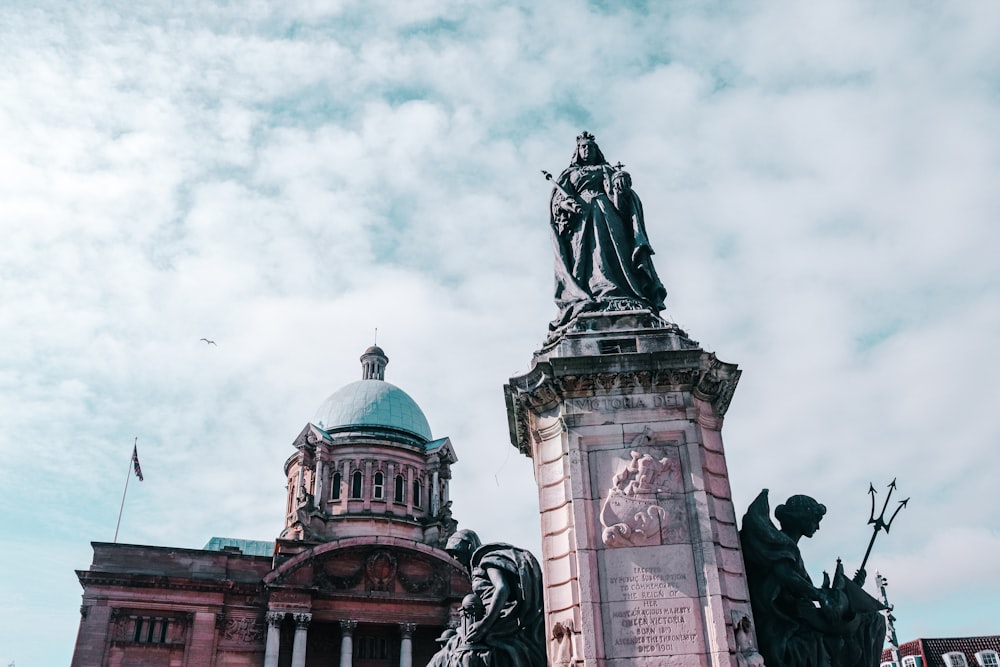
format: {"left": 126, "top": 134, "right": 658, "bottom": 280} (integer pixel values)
{"left": 331, "top": 472, "right": 342, "bottom": 500}
{"left": 373, "top": 472, "right": 385, "bottom": 500}
{"left": 351, "top": 470, "right": 363, "bottom": 499}
{"left": 394, "top": 475, "right": 405, "bottom": 503}
{"left": 413, "top": 479, "right": 423, "bottom": 508}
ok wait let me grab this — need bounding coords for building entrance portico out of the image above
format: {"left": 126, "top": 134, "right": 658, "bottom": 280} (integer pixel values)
{"left": 262, "top": 614, "right": 434, "bottom": 667}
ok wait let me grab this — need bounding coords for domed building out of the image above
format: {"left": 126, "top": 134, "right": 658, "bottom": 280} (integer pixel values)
{"left": 71, "top": 348, "right": 471, "bottom": 667}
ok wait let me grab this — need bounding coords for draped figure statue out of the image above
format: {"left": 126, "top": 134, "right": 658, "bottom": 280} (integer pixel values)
{"left": 545, "top": 131, "right": 666, "bottom": 344}
{"left": 427, "top": 529, "right": 546, "bottom": 667}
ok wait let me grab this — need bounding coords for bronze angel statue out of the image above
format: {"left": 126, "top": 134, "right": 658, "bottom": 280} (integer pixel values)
{"left": 739, "top": 490, "right": 887, "bottom": 667}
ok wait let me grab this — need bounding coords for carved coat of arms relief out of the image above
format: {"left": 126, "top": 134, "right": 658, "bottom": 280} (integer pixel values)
{"left": 599, "top": 429, "right": 687, "bottom": 548}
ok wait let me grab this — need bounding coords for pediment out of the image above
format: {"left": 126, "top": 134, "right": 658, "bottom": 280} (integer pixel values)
{"left": 426, "top": 437, "right": 457, "bottom": 464}
{"left": 291, "top": 423, "right": 331, "bottom": 451}
{"left": 265, "top": 537, "right": 469, "bottom": 600}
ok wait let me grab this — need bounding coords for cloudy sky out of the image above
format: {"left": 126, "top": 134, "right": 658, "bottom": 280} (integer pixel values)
{"left": 2, "top": 1, "right": 999, "bottom": 664}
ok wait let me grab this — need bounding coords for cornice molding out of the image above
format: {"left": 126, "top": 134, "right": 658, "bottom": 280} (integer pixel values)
{"left": 505, "top": 351, "right": 740, "bottom": 454}
{"left": 76, "top": 571, "right": 261, "bottom": 595}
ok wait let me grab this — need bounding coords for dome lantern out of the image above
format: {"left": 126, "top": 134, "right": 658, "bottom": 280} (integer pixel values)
{"left": 361, "top": 345, "right": 388, "bottom": 381}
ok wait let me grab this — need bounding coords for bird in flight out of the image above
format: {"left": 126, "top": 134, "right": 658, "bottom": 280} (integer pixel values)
{"left": 200, "top": 338, "right": 217, "bottom": 346}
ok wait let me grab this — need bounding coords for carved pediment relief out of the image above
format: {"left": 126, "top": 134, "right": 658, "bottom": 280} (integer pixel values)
{"left": 281, "top": 545, "right": 458, "bottom": 598}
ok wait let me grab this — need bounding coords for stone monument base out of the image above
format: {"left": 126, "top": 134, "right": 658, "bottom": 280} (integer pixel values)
{"left": 507, "top": 315, "right": 758, "bottom": 667}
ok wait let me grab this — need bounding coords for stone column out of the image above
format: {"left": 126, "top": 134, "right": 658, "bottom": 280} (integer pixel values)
{"left": 363, "top": 459, "right": 373, "bottom": 511}
{"left": 315, "top": 451, "right": 325, "bottom": 507}
{"left": 399, "top": 622, "right": 417, "bottom": 667}
{"left": 70, "top": 603, "right": 113, "bottom": 667}
{"left": 186, "top": 611, "right": 220, "bottom": 666}
{"left": 341, "top": 460, "right": 351, "bottom": 510}
{"left": 430, "top": 466, "right": 440, "bottom": 515}
{"left": 296, "top": 461, "right": 306, "bottom": 504}
{"left": 405, "top": 466, "right": 413, "bottom": 515}
{"left": 264, "top": 611, "right": 284, "bottom": 667}
{"left": 339, "top": 620, "right": 357, "bottom": 667}
{"left": 291, "top": 613, "right": 311, "bottom": 667}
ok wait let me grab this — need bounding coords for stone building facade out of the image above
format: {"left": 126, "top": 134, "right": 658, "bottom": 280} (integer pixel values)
{"left": 71, "top": 346, "right": 471, "bottom": 667}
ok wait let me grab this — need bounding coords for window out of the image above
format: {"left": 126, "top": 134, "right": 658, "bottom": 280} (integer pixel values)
{"left": 903, "top": 658, "right": 923, "bottom": 667}
{"left": 944, "top": 652, "right": 969, "bottom": 667}
{"left": 355, "top": 635, "right": 389, "bottom": 659}
{"left": 373, "top": 472, "right": 384, "bottom": 500}
{"left": 351, "top": 470, "right": 363, "bottom": 499}
{"left": 976, "top": 651, "right": 1000, "bottom": 667}
{"left": 882, "top": 662, "right": 897, "bottom": 667}
{"left": 413, "top": 479, "right": 422, "bottom": 508}
{"left": 394, "top": 475, "right": 405, "bottom": 503}
{"left": 133, "top": 617, "right": 169, "bottom": 644}
{"left": 331, "top": 472, "right": 342, "bottom": 500}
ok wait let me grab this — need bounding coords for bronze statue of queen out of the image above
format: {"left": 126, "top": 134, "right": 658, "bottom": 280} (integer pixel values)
{"left": 544, "top": 131, "right": 667, "bottom": 345}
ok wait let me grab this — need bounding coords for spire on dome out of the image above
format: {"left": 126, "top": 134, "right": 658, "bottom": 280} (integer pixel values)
{"left": 361, "top": 345, "right": 388, "bottom": 380}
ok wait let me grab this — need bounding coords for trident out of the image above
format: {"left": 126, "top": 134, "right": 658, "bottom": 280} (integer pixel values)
{"left": 859, "top": 479, "right": 909, "bottom": 572}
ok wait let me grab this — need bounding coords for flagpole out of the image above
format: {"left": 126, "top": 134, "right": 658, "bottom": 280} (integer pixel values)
{"left": 113, "top": 437, "right": 137, "bottom": 543}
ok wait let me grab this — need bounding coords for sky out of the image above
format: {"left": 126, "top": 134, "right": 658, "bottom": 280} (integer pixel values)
{"left": 1, "top": 1, "right": 998, "bottom": 664}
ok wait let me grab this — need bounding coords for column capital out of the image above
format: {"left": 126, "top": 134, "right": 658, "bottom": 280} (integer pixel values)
{"left": 293, "top": 612, "right": 312, "bottom": 628}
{"left": 399, "top": 622, "right": 417, "bottom": 637}
{"left": 340, "top": 619, "right": 358, "bottom": 634}
{"left": 266, "top": 611, "right": 286, "bottom": 626}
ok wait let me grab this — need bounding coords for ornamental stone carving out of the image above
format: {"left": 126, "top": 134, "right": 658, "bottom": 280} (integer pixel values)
{"left": 599, "top": 434, "right": 687, "bottom": 548}
{"left": 505, "top": 354, "right": 741, "bottom": 455}
{"left": 732, "top": 610, "right": 765, "bottom": 667}
{"left": 221, "top": 616, "right": 266, "bottom": 643}
{"left": 365, "top": 550, "right": 397, "bottom": 592}
{"left": 550, "top": 620, "right": 574, "bottom": 667}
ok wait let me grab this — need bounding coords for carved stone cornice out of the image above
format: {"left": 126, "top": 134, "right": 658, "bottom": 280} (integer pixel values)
{"left": 76, "top": 571, "right": 261, "bottom": 595}
{"left": 691, "top": 354, "right": 741, "bottom": 420}
{"left": 505, "top": 351, "right": 740, "bottom": 454}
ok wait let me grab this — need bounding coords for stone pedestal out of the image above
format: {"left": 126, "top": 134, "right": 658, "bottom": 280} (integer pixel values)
{"left": 505, "top": 314, "right": 756, "bottom": 667}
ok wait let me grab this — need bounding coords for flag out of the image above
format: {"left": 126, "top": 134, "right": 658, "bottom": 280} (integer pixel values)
{"left": 131, "top": 445, "right": 144, "bottom": 481}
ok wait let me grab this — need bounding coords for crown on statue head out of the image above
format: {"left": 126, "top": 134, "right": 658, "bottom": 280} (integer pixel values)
{"left": 576, "top": 130, "right": 597, "bottom": 144}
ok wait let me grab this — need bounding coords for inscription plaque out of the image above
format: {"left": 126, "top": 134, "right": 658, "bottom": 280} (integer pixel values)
{"left": 600, "top": 546, "right": 704, "bottom": 659}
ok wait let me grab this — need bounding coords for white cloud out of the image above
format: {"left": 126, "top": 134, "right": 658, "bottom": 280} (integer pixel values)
{"left": 1, "top": 1, "right": 998, "bottom": 663}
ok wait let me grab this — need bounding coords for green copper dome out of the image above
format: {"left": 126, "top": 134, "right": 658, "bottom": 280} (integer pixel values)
{"left": 312, "top": 379, "right": 432, "bottom": 441}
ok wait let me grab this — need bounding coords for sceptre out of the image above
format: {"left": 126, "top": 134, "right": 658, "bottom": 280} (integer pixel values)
{"left": 541, "top": 170, "right": 584, "bottom": 234}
